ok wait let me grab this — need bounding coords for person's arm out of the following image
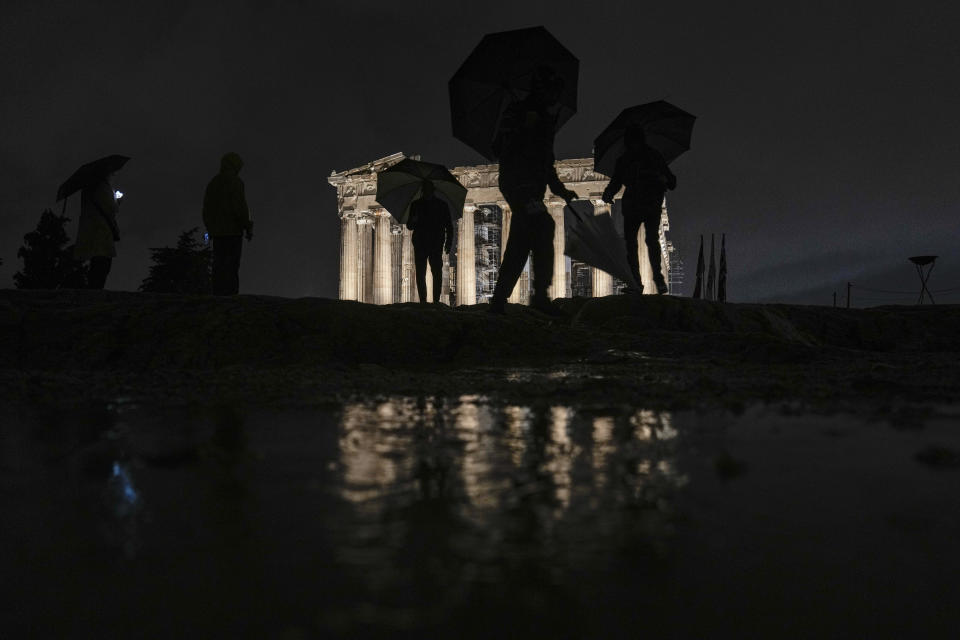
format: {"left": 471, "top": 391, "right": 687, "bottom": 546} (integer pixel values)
{"left": 662, "top": 159, "right": 677, "bottom": 191}
{"left": 546, "top": 145, "right": 577, "bottom": 204}
{"left": 602, "top": 158, "right": 624, "bottom": 203}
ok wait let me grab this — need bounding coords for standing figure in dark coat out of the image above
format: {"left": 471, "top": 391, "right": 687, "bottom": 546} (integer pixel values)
{"left": 203, "top": 152, "right": 253, "bottom": 295}
{"left": 602, "top": 127, "right": 675, "bottom": 294}
{"left": 488, "top": 67, "right": 577, "bottom": 314}
{"left": 407, "top": 181, "right": 453, "bottom": 303}
{"left": 75, "top": 174, "right": 121, "bottom": 289}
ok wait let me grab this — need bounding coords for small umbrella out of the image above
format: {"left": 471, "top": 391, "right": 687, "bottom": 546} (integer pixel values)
{"left": 57, "top": 155, "right": 130, "bottom": 202}
{"left": 563, "top": 200, "right": 642, "bottom": 292}
{"left": 449, "top": 26, "right": 579, "bottom": 161}
{"left": 375, "top": 158, "right": 466, "bottom": 225}
{"left": 693, "top": 235, "right": 704, "bottom": 299}
{"left": 593, "top": 101, "right": 695, "bottom": 177}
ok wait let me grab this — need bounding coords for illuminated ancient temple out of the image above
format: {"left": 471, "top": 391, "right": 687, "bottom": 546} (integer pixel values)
{"left": 329, "top": 152, "right": 678, "bottom": 305}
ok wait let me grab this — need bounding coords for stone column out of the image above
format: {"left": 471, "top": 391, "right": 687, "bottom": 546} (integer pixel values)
{"left": 356, "top": 216, "right": 374, "bottom": 303}
{"left": 339, "top": 215, "right": 358, "bottom": 301}
{"left": 592, "top": 202, "right": 613, "bottom": 297}
{"left": 391, "top": 224, "right": 403, "bottom": 303}
{"left": 501, "top": 203, "right": 524, "bottom": 304}
{"left": 547, "top": 201, "right": 566, "bottom": 300}
{"left": 373, "top": 211, "right": 393, "bottom": 305}
{"left": 456, "top": 206, "right": 476, "bottom": 306}
{"left": 400, "top": 228, "right": 415, "bottom": 302}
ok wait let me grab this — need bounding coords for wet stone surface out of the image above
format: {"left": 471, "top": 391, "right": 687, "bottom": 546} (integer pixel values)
{"left": 3, "top": 397, "right": 960, "bottom": 637}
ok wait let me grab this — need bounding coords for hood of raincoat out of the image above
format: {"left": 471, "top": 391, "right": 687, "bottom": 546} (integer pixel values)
{"left": 220, "top": 152, "right": 243, "bottom": 175}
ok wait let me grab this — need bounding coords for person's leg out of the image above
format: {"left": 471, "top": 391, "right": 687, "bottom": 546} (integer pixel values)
{"left": 491, "top": 213, "right": 533, "bottom": 309}
{"left": 622, "top": 209, "right": 642, "bottom": 289}
{"left": 211, "top": 236, "right": 227, "bottom": 295}
{"left": 87, "top": 257, "right": 112, "bottom": 289}
{"left": 642, "top": 211, "right": 667, "bottom": 293}
{"left": 530, "top": 210, "right": 556, "bottom": 304}
{"left": 428, "top": 244, "right": 443, "bottom": 303}
{"left": 413, "top": 242, "right": 429, "bottom": 303}
{"left": 228, "top": 236, "right": 243, "bottom": 295}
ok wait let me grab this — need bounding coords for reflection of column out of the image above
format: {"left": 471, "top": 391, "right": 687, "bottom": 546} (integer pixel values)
{"left": 373, "top": 212, "right": 393, "bottom": 305}
{"left": 401, "top": 228, "right": 415, "bottom": 302}
{"left": 457, "top": 206, "right": 476, "bottom": 306}
{"left": 339, "top": 215, "right": 358, "bottom": 301}
{"left": 548, "top": 202, "right": 566, "bottom": 300}
{"left": 592, "top": 203, "right": 613, "bottom": 297}
{"left": 357, "top": 217, "right": 374, "bottom": 303}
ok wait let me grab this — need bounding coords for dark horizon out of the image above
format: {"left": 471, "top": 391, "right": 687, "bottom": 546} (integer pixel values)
{"left": 2, "top": 1, "right": 958, "bottom": 305}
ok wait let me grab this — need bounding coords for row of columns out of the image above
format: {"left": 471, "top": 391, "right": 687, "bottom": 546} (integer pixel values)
{"left": 339, "top": 199, "right": 666, "bottom": 304}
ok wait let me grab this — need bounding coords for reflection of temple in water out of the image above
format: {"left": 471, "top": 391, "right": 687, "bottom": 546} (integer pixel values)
{"left": 329, "top": 152, "right": 681, "bottom": 305}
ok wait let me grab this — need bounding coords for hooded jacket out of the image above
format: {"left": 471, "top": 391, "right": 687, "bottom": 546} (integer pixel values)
{"left": 493, "top": 97, "right": 567, "bottom": 205}
{"left": 203, "top": 153, "right": 251, "bottom": 236}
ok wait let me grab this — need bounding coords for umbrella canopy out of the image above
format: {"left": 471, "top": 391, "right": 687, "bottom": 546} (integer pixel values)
{"left": 593, "top": 101, "right": 695, "bottom": 177}
{"left": 449, "top": 26, "right": 579, "bottom": 161}
{"left": 56, "top": 155, "right": 130, "bottom": 201}
{"left": 375, "top": 158, "right": 466, "bottom": 225}
{"left": 563, "top": 201, "right": 642, "bottom": 292}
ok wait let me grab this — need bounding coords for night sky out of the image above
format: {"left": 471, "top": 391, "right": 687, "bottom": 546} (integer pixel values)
{"left": 3, "top": 1, "right": 958, "bottom": 305}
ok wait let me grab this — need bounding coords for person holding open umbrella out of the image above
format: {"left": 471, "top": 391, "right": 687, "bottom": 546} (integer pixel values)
{"left": 67, "top": 157, "right": 126, "bottom": 289}
{"left": 489, "top": 66, "right": 577, "bottom": 314}
{"left": 601, "top": 126, "right": 675, "bottom": 294}
{"left": 597, "top": 101, "right": 694, "bottom": 295}
{"left": 407, "top": 181, "right": 453, "bottom": 304}
{"left": 449, "top": 26, "right": 579, "bottom": 314}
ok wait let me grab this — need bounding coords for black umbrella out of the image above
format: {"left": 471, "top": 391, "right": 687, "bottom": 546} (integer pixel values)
{"left": 449, "top": 26, "right": 578, "bottom": 161}
{"left": 375, "top": 158, "right": 466, "bottom": 225}
{"left": 56, "top": 154, "right": 130, "bottom": 201}
{"left": 593, "top": 101, "right": 695, "bottom": 177}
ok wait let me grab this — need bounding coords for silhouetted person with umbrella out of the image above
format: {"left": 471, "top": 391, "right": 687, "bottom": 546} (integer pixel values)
{"left": 203, "top": 152, "right": 252, "bottom": 295}
{"left": 602, "top": 126, "right": 675, "bottom": 294}
{"left": 75, "top": 172, "right": 121, "bottom": 289}
{"left": 489, "top": 67, "right": 577, "bottom": 314}
{"left": 407, "top": 181, "right": 453, "bottom": 303}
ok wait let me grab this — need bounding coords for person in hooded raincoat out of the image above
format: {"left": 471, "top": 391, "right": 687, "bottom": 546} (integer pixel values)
{"left": 602, "top": 126, "right": 676, "bottom": 295}
{"left": 203, "top": 152, "right": 252, "bottom": 295}
{"left": 74, "top": 173, "right": 121, "bottom": 289}
{"left": 406, "top": 181, "right": 453, "bottom": 303}
{"left": 488, "top": 66, "right": 578, "bottom": 315}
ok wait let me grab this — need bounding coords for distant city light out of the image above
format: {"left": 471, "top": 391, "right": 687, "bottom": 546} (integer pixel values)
{"left": 203, "top": 232, "right": 210, "bottom": 244}
{"left": 114, "top": 190, "right": 124, "bottom": 200}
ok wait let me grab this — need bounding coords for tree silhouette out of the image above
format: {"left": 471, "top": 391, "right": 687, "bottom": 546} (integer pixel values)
{"left": 14, "top": 209, "right": 87, "bottom": 289}
{"left": 139, "top": 227, "right": 212, "bottom": 294}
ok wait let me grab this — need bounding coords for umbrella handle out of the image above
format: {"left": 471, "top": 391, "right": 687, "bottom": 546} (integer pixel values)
{"left": 61, "top": 198, "right": 67, "bottom": 216}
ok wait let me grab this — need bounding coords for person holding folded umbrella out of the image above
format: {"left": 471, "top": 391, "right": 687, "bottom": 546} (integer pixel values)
{"left": 488, "top": 66, "right": 578, "bottom": 314}
{"left": 407, "top": 181, "right": 453, "bottom": 303}
{"left": 448, "top": 26, "right": 580, "bottom": 314}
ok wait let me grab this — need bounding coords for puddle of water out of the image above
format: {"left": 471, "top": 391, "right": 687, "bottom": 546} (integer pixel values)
{"left": 2, "top": 399, "right": 959, "bottom": 637}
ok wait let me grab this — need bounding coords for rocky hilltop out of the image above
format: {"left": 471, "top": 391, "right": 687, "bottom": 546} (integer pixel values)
{"left": 2, "top": 289, "right": 958, "bottom": 410}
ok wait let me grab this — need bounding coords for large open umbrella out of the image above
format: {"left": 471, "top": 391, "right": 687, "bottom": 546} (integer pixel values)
{"left": 593, "top": 101, "right": 695, "bottom": 177}
{"left": 563, "top": 200, "right": 642, "bottom": 292}
{"left": 449, "top": 26, "right": 578, "bottom": 161}
{"left": 56, "top": 155, "right": 130, "bottom": 202}
{"left": 375, "top": 158, "right": 466, "bottom": 225}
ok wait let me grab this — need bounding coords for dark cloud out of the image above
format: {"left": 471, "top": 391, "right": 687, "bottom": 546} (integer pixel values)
{"left": 2, "top": 1, "right": 958, "bottom": 303}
